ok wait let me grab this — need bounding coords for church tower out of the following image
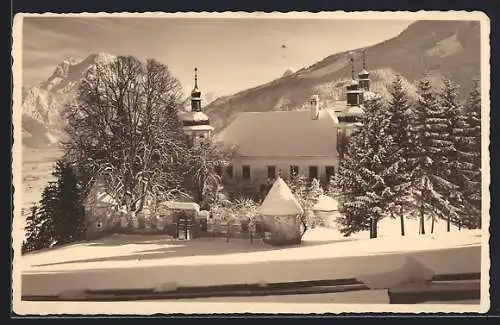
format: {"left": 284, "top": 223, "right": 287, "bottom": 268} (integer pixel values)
{"left": 191, "top": 67, "right": 202, "bottom": 111}
{"left": 358, "top": 51, "right": 370, "bottom": 92}
{"left": 345, "top": 55, "right": 363, "bottom": 107}
{"left": 181, "top": 67, "right": 214, "bottom": 145}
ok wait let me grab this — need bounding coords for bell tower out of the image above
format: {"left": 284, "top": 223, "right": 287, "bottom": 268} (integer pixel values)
{"left": 345, "top": 55, "right": 363, "bottom": 107}
{"left": 181, "top": 67, "right": 214, "bottom": 145}
{"left": 358, "top": 51, "right": 370, "bottom": 92}
{"left": 191, "top": 67, "right": 202, "bottom": 112}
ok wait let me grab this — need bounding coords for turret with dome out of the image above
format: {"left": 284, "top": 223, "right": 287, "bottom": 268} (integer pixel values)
{"left": 180, "top": 67, "right": 214, "bottom": 144}
{"left": 358, "top": 51, "right": 371, "bottom": 92}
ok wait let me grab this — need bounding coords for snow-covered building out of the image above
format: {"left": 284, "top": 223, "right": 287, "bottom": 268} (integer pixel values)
{"left": 83, "top": 179, "right": 119, "bottom": 240}
{"left": 215, "top": 54, "right": 378, "bottom": 196}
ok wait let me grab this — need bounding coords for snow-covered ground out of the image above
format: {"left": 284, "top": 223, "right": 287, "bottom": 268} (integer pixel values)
{"left": 19, "top": 217, "right": 482, "bottom": 299}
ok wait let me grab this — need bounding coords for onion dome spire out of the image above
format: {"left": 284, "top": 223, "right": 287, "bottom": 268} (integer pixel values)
{"left": 358, "top": 51, "right": 370, "bottom": 91}
{"left": 191, "top": 67, "right": 202, "bottom": 111}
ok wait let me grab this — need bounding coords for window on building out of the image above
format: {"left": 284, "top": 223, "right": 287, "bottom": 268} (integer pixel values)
{"left": 242, "top": 165, "right": 251, "bottom": 180}
{"left": 226, "top": 165, "right": 233, "bottom": 179}
{"left": 325, "top": 166, "right": 335, "bottom": 182}
{"left": 290, "top": 165, "right": 299, "bottom": 177}
{"left": 267, "top": 165, "right": 276, "bottom": 179}
{"left": 309, "top": 166, "right": 318, "bottom": 180}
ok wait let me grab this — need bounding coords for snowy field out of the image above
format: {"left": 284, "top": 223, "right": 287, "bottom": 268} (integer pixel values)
{"left": 16, "top": 148, "right": 64, "bottom": 234}
{"left": 20, "top": 217, "right": 482, "bottom": 298}
{"left": 16, "top": 150, "right": 483, "bottom": 302}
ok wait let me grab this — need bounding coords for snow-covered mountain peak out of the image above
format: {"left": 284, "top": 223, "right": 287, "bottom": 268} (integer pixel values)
{"left": 39, "top": 52, "right": 117, "bottom": 94}
{"left": 88, "top": 52, "right": 117, "bottom": 66}
{"left": 23, "top": 52, "right": 118, "bottom": 148}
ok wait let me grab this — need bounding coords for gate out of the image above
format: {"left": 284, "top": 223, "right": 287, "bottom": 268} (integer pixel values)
{"left": 175, "top": 212, "right": 193, "bottom": 240}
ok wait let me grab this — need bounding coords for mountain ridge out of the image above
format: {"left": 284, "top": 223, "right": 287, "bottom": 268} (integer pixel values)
{"left": 203, "top": 20, "right": 480, "bottom": 131}
{"left": 20, "top": 20, "right": 480, "bottom": 148}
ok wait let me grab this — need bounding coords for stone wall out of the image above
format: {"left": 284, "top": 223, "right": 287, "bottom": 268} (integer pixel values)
{"left": 204, "top": 218, "right": 264, "bottom": 239}
{"left": 84, "top": 201, "right": 268, "bottom": 241}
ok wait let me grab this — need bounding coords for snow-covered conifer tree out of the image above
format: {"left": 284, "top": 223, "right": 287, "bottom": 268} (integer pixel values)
{"left": 452, "top": 80, "right": 482, "bottom": 228}
{"left": 439, "top": 79, "right": 470, "bottom": 231}
{"left": 22, "top": 160, "right": 86, "bottom": 253}
{"left": 306, "top": 178, "right": 324, "bottom": 227}
{"left": 385, "top": 75, "right": 415, "bottom": 236}
{"left": 335, "top": 98, "right": 405, "bottom": 238}
{"left": 408, "top": 79, "right": 461, "bottom": 234}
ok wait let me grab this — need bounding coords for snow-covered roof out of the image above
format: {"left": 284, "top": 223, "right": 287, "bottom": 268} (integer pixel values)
{"left": 181, "top": 111, "right": 210, "bottom": 122}
{"left": 198, "top": 210, "right": 210, "bottom": 218}
{"left": 336, "top": 105, "right": 365, "bottom": 117}
{"left": 84, "top": 190, "right": 118, "bottom": 207}
{"left": 216, "top": 110, "right": 339, "bottom": 158}
{"left": 259, "top": 177, "right": 304, "bottom": 216}
{"left": 358, "top": 69, "right": 369, "bottom": 76}
{"left": 183, "top": 125, "right": 214, "bottom": 132}
{"left": 159, "top": 201, "right": 200, "bottom": 211}
{"left": 313, "top": 195, "right": 339, "bottom": 211}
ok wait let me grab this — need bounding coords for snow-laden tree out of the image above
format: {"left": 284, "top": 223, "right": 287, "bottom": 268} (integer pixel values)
{"left": 439, "top": 79, "right": 472, "bottom": 231}
{"left": 287, "top": 172, "right": 308, "bottom": 206}
{"left": 64, "top": 56, "right": 191, "bottom": 215}
{"left": 407, "top": 79, "right": 461, "bottom": 235}
{"left": 385, "top": 75, "right": 416, "bottom": 236}
{"left": 305, "top": 178, "right": 324, "bottom": 228}
{"left": 326, "top": 176, "right": 338, "bottom": 197}
{"left": 22, "top": 160, "right": 86, "bottom": 253}
{"left": 450, "top": 80, "right": 482, "bottom": 228}
{"left": 335, "top": 98, "right": 406, "bottom": 238}
{"left": 184, "top": 137, "right": 234, "bottom": 206}
{"left": 285, "top": 173, "right": 321, "bottom": 233}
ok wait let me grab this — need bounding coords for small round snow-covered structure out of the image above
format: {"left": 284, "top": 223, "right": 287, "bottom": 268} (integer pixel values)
{"left": 313, "top": 195, "right": 340, "bottom": 228}
{"left": 259, "top": 177, "right": 304, "bottom": 246}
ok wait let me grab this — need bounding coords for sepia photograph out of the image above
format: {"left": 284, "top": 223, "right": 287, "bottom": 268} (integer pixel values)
{"left": 11, "top": 11, "right": 490, "bottom": 314}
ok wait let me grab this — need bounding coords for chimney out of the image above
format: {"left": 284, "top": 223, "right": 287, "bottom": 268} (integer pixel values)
{"left": 310, "top": 95, "right": 320, "bottom": 120}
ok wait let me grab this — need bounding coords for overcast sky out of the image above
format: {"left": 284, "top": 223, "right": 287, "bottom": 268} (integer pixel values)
{"left": 22, "top": 17, "right": 413, "bottom": 97}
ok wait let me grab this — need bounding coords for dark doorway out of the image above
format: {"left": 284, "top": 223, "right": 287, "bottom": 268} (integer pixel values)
{"left": 242, "top": 165, "right": 251, "bottom": 180}
{"left": 325, "top": 166, "right": 335, "bottom": 182}
{"left": 267, "top": 165, "right": 276, "bottom": 179}
{"left": 309, "top": 166, "right": 318, "bottom": 180}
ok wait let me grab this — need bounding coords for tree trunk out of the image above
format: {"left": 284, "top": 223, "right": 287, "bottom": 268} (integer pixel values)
{"left": 300, "top": 215, "right": 308, "bottom": 237}
{"left": 369, "top": 218, "right": 378, "bottom": 239}
{"left": 431, "top": 216, "right": 435, "bottom": 234}
{"left": 458, "top": 220, "right": 462, "bottom": 231}
{"left": 447, "top": 215, "right": 451, "bottom": 232}
{"left": 400, "top": 213, "right": 405, "bottom": 237}
{"left": 420, "top": 203, "right": 425, "bottom": 235}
